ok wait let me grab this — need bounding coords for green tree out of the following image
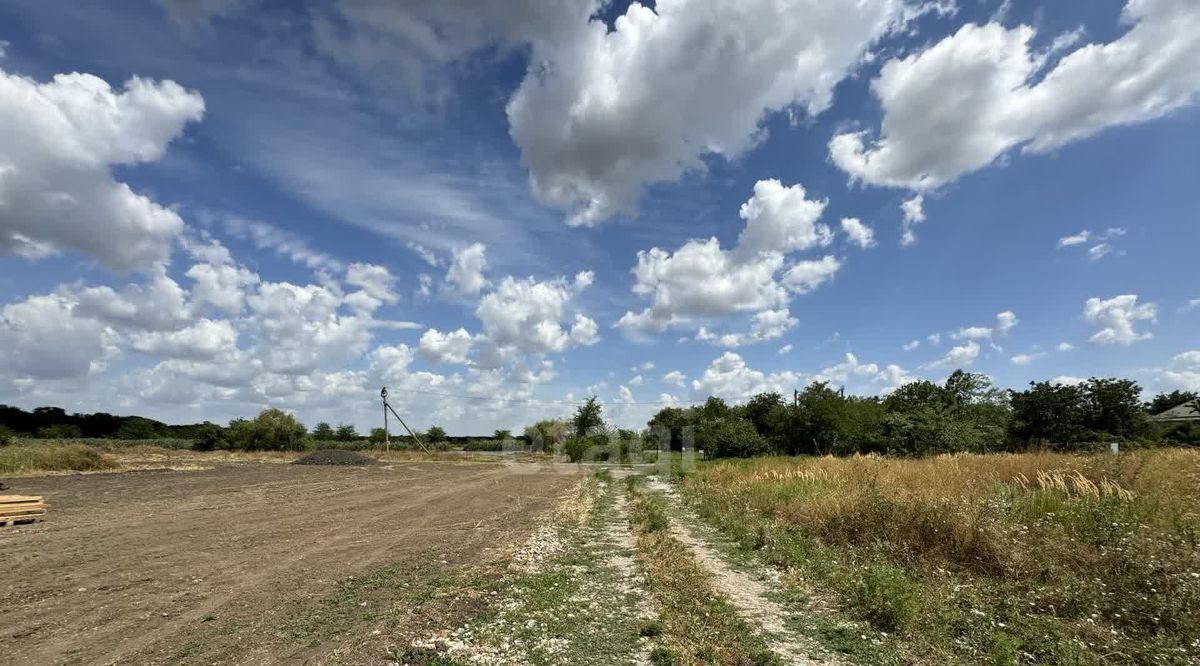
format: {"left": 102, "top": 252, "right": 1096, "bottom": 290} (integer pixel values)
{"left": 647, "top": 406, "right": 689, "bottom": 451}
{"left": 311, "top": 422, "right": 335, "bottom": 440}
{"left": 493, "top": 429, "right": 512, "bottom": 440}
{"left": 703, "top": 418, "right": 770, "bottom": 458}
{"left": 192, "top": 422, "right": 227, "bottom": 452}
{"left": 743, "top": 391, "right": 784, "bottom": 439}
{"left": 700, "top": 396, "right": 730, "bottom": 422}
{"left": 227, "top": 409, "right": 308, "bottom": 451}
{"left": 572, "top": 397, "right": 605, "bottom": 437}
{"left": 368, "top": 427, "right": 387, "bottom": 443}
{"left": 425, "top": 425, "right": 448, "bottom": 442}
{"left": 881, "top": 374, "right": 1008, "bottom": 455}
{"left": 114, "top": 417, "right": 160, "bottom": 440}
{"left": 335, "top": 423, "right": 359, "bottom": 441}
{"left": 884, "top": 380, "right": 953, "bottom": 413}
{"left": 1080, "top": 378, "right": 1149, "bottom": 440}
{"left": 1009, "top": 381, "right": 1087, "bottom": 446}
{"left": 1144, "top": 390, "right": 1199, "bottom": 416}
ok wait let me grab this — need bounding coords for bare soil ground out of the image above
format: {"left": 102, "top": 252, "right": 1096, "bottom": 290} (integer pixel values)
{"left": 0, "top": 460, "right": 581, "bottom": 665}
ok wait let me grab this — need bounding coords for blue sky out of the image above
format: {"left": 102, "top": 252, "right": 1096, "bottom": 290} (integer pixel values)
{"left": 0, "top": 0, "right": 1197, "bottom": 433}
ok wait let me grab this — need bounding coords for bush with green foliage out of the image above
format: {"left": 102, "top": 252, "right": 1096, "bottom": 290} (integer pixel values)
{"left": 1160, "top": 421, "right": 1200, "bottom": 445}
{"left": 114, "top": 417, "right": 162, "bottom": 440}
{"left": 462, "top": 439, "right": 506, "bottom": 452}
{"left": 311, "top": 422, "right": 336, "bottom": 440}
{"left": 192, "top": 422, "right": 228, "bottom": 452}
{"left": 335, "top": 423, "right": 359, "bottom": 441}
{"left": 424, "top": 425, "right": 447, "bottom": 442}
{"left": 565, "top": 434, "right": 611, "bottom": 462}
{"left": 368, "top": 427, "right": 387, "bottom": 443}
{"left": 524, "top": 419, "right": 570, "bottom": 454}
{"left": 0, "top": 425, "right": 15, "bottom": 447}
{"left": 227, "top": 409, "right": 309, "bottom": 451}
{"left": 698, "top": 418, "right": 770, "bottom": 458}
{"left": 36, "top": 423, "right": 82, "bottom": 439}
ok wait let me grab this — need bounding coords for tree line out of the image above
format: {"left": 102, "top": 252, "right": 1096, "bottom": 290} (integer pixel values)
{"left": 534, "top": 372, "right": 1198, "bottom": 461}
{"left": 0, "top": 404, "right": 525, "bottom": 452}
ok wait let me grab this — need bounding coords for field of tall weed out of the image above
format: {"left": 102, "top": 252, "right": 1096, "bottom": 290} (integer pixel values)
{"left": 0, "top": 443, "right": 118, "bottom": 474}
{"left": 681, "top": 450, "right": 1200, "bottom": 664}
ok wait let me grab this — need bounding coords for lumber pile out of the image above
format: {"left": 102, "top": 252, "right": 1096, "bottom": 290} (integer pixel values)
{"left": 0, "top": 495, "right": 46, "bottom": 527}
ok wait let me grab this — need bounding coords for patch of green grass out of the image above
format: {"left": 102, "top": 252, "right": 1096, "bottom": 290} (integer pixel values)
{"left": 414, "top": 478, "right": 648, "bottom": 665}
{"left": 628, "top": 485, "right": 782, "bottom": 666}
{"left": 851, "top": 562, "right": 923, "bottom": 633}
{"left": 0, "top": 443, "right": 118, "bottom": 473}
{"left": 639, "top": 618, "right": 664, "bottom": 637}
{"left": 649, "top": 645, "right": 677, "bottom": 665}
{"left": 392, "top": 646, "right": 472, "bottom": 665}
{"left": 278, "top": 561, "right": 493, "bottom": 644}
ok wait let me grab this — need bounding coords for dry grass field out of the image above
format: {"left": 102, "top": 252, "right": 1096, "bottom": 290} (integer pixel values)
{"left": 680, "top": 449, "right": 1200, "bottom": 664}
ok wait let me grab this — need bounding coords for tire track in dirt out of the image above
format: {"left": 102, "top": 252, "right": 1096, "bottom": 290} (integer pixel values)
{"left": 645, "top": 477, "right": 845, "bottom": 666}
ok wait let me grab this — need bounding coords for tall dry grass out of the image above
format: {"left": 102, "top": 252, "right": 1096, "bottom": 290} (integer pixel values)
{"left": 682, "top": 450, "right": 1200, "bottom": 664}
{"left": 0, "top": 443, "right": 118, "bottom": 474}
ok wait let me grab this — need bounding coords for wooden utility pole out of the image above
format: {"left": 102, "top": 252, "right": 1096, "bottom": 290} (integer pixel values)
{"left": 381, "top": 388, "right": 391, "bottom": 451}
{"left": 381, "top": 386, "right": 390, "bottom": 450}
{"left": 380, "top": 387, "right": 429, "bottom": 453}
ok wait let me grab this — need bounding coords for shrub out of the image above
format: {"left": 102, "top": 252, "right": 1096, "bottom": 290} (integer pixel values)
{"left": 227, "top": 409, "right": 309, "bottom": 451}
{"left": 853, "top": 562, "right": 924, "bottom": 632}
{"left": 524, "top": 419, "right": 570, "bottom": 454}
{"left": 462, "top": 439, "right": 504, "bottom": 452}
{"left": 425, "top": 425, "right": 447, "bottom": 442}
{"left": 192, "top": 422, "right": 227, "bottom": 452}
{"left": 1160, "top": 421, "right": 1200, "bottom": 445}
{"left": 0, "top": 425, "right": 15, "bottom": 447}
{"left": 0, "top": 443, "right": 117, "bottom": 473}
{"left": 701, "top": 419, "right": 769, "bottom": 458}
{"left": 36, "top": 424, "right": 82, "bottom": 439}
{"left": 114, "top": 418, "right": 161, "bottom": 440}
{"left": 638, "top": 618, "right": 664, "bottom": 637}
{"left": 565, "top": 434, "right": 610, "bottom": 462}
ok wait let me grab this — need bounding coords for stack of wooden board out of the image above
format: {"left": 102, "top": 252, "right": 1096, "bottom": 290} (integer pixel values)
{"left": 0, "top": 495, "right": 46, "bottom": 527}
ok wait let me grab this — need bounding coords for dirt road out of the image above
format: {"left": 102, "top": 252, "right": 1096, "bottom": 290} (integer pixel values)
{"left": 0, "top": 460, "right": 581, "bottom": 665}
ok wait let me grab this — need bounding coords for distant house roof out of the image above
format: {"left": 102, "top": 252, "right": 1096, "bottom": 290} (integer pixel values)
{"left": 1150, "top": 400, "right": 1200, "bottom": 422}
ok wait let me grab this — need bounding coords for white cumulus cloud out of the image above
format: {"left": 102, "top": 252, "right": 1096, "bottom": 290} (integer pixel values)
{"left": 840, "top": 217, "right": 876, "bottom": 249}
{"left": 618, "top": 180, "right": 840, "bottom": 333}
{"left": 445, "top": 242, "right": 489, "bottom": 297}
{"left": 508, "top": 0, "right": 920, "bottom": 225}
{"left": 830, "top": 1, "right": 1200, "bottom": 191}
{"left": 0, "top": 69, "right": 204, "bottom": 270}
{"left": 1084, "top": 294, "right": 1156, "bottom": 345}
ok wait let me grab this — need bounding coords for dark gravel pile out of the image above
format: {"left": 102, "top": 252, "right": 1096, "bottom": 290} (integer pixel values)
{"left": 292, "top": 449, "right": 380, "bottom": 466}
